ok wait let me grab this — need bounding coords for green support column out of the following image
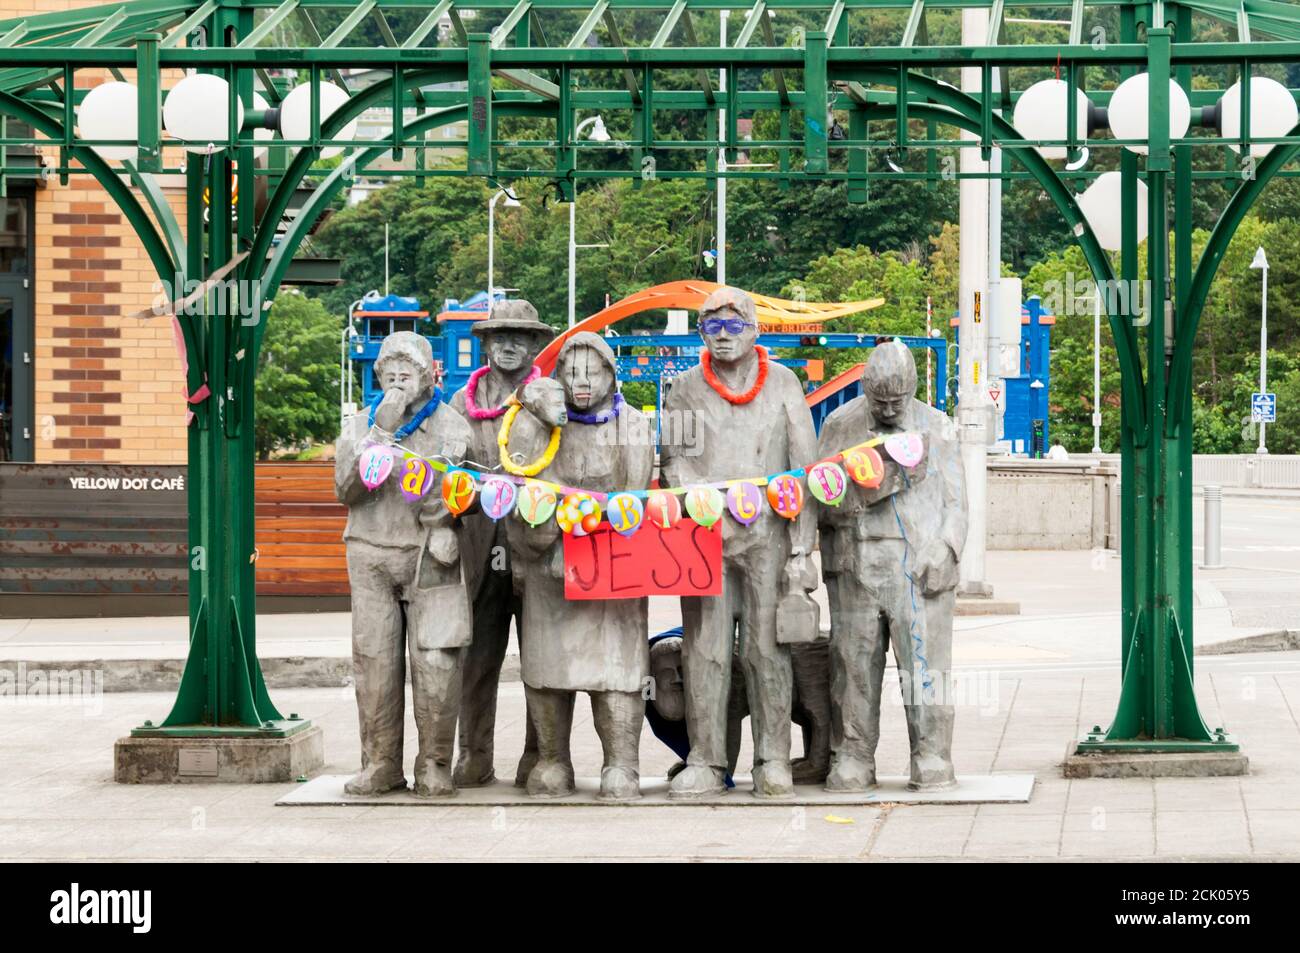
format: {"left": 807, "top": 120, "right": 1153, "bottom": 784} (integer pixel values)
{"left": 1076, "top": 22, "right": 1233, "bottom": 756}
{"left": 135, "top": 7, "right": 303, "bottom": 740}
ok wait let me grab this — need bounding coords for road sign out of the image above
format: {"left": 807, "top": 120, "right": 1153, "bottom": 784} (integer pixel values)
{"left": 988, "top": 384, "right": 1004, "bottom": 412}
{"left": 1251, "top": 392, "right": 1277, "bottom": 423}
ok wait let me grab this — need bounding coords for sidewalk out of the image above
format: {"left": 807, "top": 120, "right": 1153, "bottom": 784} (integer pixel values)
{"left": 4, "top": 652, "right": 1299, "bottom": 860}
{"left": 2, "top": 549, "right": 1293, "bottom": 684}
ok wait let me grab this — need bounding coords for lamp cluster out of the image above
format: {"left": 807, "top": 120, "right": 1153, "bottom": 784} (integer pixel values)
{"left": 76, "top": 74, "right": 359, "bottom": 163}
{"left": 1012, "top": 74, "right": 1298, "bottom": 250}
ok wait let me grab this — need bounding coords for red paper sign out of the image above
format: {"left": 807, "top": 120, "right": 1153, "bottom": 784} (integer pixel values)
{"left": 563, "top": 519, "right": 723, "bottom": 600}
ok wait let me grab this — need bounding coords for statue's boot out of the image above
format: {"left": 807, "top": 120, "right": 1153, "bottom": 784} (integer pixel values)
{"left": 593, "top": 690, "right": 644, "bottom": 802}
{"left": 412, "top": 759, "right": 456, "bottom": 798}
{"left": 513, "top": 695, "right": 546, "bottom": 788}
{"left": 824, "top": 754, "right": 876, "bottom": 793}
{"left": 792, "top": 755, "right": 830, "bottom": 785}
{"left": 344, "top": 763, "right": 407, "bottom": 796}
{"left": 669, "top": 764, "right": 726, "bottom": 799}
{"left": 524, "top": 686, "right": 577, "bottom": 798}
{"left": 905, "top": 704, "right": 956, "bottom": 791}
{"left": 453, "top": 750, "right": 495, "bottom": 788}
{"left": 751, "top": 759, "right": 795, "bottom": 800}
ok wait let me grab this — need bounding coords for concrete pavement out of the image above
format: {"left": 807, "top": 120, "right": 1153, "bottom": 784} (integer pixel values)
{"left": 3, "top": 652, "right": 1299, "bottom": 860}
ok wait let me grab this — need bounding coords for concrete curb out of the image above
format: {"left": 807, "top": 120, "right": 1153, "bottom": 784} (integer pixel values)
{"left": 1195, "top": 629, "right": 1300, "bottom": 656}
{"left": 6, "top": 654, "right": 523, "bottom": 692}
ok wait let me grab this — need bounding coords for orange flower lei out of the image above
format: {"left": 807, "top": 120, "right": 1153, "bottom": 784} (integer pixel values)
{"left": 700, "top": 345, "right": 770, "bottom": 405}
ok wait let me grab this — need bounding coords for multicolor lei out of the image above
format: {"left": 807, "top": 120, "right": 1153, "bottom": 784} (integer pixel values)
{"left": 567, "top": 393, "right": 624, "bottom": 425}
{"left": 367, "top": 387, "right": 442, "bottom": 440}
{"left": 700, "top": 345, "right": 769, "bottom": 405}
{"left": 498, "top": 399, "right": 563, "bottom": 477}
{"left": 464, "top": 364, "right": 541, "bottom": 420}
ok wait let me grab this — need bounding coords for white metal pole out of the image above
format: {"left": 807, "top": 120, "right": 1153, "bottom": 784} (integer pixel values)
{"left": 1092, "top": 291, "right": 1103, "bottom": 452}
{"left": 717, "top": 10, "right": 728, "bottom": 285}
{"left": 926, "top": 295, "right": 933, "bottom": 406}
{"left": 1259, "top": 260, "right": 1269, "bottom": 454}
{"left": 384, "top": 223, "right": 390, "bottom": 296}
{"left": 487, "top": 191, "right": 496, "bottom": 310}
{"left": 568, "top": 199, "right": 577, "bottom": 328}
{"left": 957, "top": 7, "right": 992, "bottom": 597}
{"left": 986, "top": 61, "right": 1003, "bottom": 445}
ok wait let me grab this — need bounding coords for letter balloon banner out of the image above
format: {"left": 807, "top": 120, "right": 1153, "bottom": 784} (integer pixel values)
{"left": 517, "top": 480, "right": 558, "bottom": 526}
{"left": 807, "top": 461, "right": 848, "bottom": 507}
{"left": 441, "top": 469, "right": 478, "bottom": 516}
{"left": 843, "top": 446, "right": 885, "bottom": 489}
{"left": 399, "top": 456, "right": 435, "bottom": 501}
{"left": 606, "top": 492, "right": 645, "bottom": 537}
{"left": 726, "top": 481, "right": 764, "bottom": 525}
{"left": 557, "top": 492, "right": 602, "bottom": 536}
{"left": 563, "top": 519, "right": 723, "bottom": 600}
{"left": 359, "top": 444, "right": 394, "bottom": 490}
{"left": 480, "top": 476, "right": 517, "bottom": 521}
{"left": 766, "top": 474, "right": 804, "bottom": 520}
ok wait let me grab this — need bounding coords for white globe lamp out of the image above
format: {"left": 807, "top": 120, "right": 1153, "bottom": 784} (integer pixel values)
{"left": 279, "top": 83, "right": 358, "bottom": 159}
{"left": 1220, "top": 76, "right": 1299, "bottom": 158}
{"left": 77, "top": 81, "right": 138, "bottom": 162}
{"left": 1013, "top": 78, "right": 1092, "bottom": 160}
{"left": 1075, "top": 171, "right": 1148, "bottom": 251}
{"left": 1107, "top": 72, "right": 1192, "bottom": 155}
{"left": 163, "top": 73, "right": 246, "bottom": 153}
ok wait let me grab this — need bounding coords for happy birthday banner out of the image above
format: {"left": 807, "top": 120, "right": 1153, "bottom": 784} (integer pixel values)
{"left": 356, "top": 429, "right": 926, "bottom": 538}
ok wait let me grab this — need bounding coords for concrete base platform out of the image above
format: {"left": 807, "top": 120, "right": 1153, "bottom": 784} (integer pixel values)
{"left": 277, "top": 772, "right": 1036, "bottom": 807}
{"left": 115, "top": 725, "right": 324, "bottom": 784}
{"left": 956, "top": 598, "right": 1022, "bottom": 616}
{"left": 1062, "top": 745, "right": 1249, "bottom": 779}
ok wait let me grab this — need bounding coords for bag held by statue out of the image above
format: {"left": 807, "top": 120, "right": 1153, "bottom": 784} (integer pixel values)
{"left": 776, "top": 586, "right": 820, "bottom": 645}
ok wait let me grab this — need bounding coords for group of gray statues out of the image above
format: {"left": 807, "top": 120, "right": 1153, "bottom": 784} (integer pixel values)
{"left": 334, "top": 287, "right": 968, "bottom": 801}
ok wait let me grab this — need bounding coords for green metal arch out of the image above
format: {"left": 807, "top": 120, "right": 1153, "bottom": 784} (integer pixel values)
{"left": 244, "top": 67, "right": 460, "bottom": 287}
{"left": 1167, "top": 128, "right": 1300, "bottom": 430}
{"left": 0, "top": 89, "right": 175, "bottom": 280}
{"left": 860, "top": 72, "right": 1146, "bottom": 430}
{"left": 0, "top": 88, "right": 203, "bottom": 396}
{"left": 247, "top": 99, "right": 553, "bottom": 366}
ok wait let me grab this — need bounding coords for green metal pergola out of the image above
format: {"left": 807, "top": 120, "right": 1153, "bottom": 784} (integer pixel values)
{"left": 3, "top": 0, "right": 1298, "bottom": 756}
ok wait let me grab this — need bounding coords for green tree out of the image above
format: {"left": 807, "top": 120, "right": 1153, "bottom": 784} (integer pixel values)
{"left": 255, "top": 292, "right": 342, "bottom": 459}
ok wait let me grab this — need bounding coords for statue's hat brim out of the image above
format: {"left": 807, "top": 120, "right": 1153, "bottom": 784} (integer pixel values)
{"left": 470, "top": 301, "right": 555, "bottom": 340}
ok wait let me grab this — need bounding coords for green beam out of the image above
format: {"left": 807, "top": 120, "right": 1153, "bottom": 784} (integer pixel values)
{"left": 322, "top": 0, "right": 377, "bottom": 48}
{"left": 651, "top": 0, "right": 687, "bottom": 48}
{"left": 492, "top": 0, "right": 532, "bottom": 49}
{"left": 403, "top": 1, "right": 454, "bottom": 48}
{"left": 468, "top": 32, "right": 492, "bottom": 174}
{"left": 236, "top": 0, "right": 299, "bottom": 48}
{"left": 568, "top": 0, "right": 608, "bottom": 48}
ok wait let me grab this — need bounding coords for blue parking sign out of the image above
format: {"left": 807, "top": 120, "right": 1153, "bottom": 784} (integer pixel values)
{"left": 1252, "top": 392, "right": 1277, "bottom": 423}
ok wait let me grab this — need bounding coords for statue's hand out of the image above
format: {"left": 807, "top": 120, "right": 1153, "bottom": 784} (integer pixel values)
{"left": 915, "top": 539, "right": 958, "bottom": 596}
{"left": 373, "top": 388, "right": 410, "bottom": 433}
{"left": 426, "top": 527, "right": 459, "bottom": 567}
{"left": 784, "top": 552, "right": 818, "bottom": 593}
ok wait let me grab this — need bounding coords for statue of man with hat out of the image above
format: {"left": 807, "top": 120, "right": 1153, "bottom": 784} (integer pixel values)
{"left": 448, "top": 299, "right": 556, "bottom": 787}
{"left": 659, "top": 286, "right": 820, "bottom": 799}
{"left": 816, "top": 340, "right": 967, "bottom": 792}
{"left": 334, "top": 331, "right": 475, "bottom": 797}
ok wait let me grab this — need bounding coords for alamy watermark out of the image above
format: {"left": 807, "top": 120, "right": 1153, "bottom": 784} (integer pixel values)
{"left": 1039, "top": 273, "right": 1153, "bottom": 327}
{"left": 0, "top": 663, "right": 104, "bottom": 716}
{"left": 149, "top": 272, "right": 268, "bottom": 327}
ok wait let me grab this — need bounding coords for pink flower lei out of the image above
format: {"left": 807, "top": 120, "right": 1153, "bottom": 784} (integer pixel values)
{"left": 464, "top": 364, "right": 541, "bottom": 420}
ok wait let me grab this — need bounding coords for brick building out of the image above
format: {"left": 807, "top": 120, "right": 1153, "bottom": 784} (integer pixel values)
{"left": 2, "top": 0, "right": 188, "bottom": 465}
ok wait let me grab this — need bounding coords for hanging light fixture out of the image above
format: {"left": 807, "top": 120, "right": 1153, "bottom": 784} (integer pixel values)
{"left": 163, "top": 73, "right": 246, "bottom": 153}
{"left": 1012, "top": 78, "right": 1092, "bottom": 160}
{"left": 1219, "top": 76, "right": 1299, "bottom": 158}
{"left": 77, "top": 81, "right": 139, "bottom": 162}
{"left": 1074, "top": 171, "right": 1148, "bottom": 251}
{"left": 1107, "top": 72, "right": 1192, "bottom": 155}
{"left": 250, "top": 91, "right": 274, "bottom": 161}
{"left": 278, "top": 82, "right": 358, "bottom": 159}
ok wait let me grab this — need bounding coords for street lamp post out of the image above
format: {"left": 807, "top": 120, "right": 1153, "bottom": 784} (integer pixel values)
{"left": 1251, "top": 246, "right": 1269, "bottom": 454}
{"left": 568, "top": 115, "right": 610, "bottom": 328}
{"left": 487, "top": 187, "right": 520, "bottom": 310}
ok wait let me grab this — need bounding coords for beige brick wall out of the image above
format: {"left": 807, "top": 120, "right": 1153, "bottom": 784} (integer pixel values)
{"left": 10, "top": 0, "right": 192, "bottom": 463}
